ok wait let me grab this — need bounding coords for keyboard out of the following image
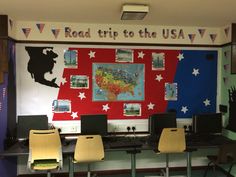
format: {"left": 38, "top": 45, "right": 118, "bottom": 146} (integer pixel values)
{"left": 186, "top": 134, "right": 230, "bottom": 146}
{"left": 109, "top": 141, "right": 142, "bottom": 149}
{"left": 187, "top": 134, "right": 221, "bottom": 141}
{"left": 109, "top": 138, "right": 143, "bottom": 149}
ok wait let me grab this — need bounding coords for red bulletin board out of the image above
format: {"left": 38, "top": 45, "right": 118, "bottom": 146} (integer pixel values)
{"left": 53, "top": 47, "right": 179, "bottom": 120}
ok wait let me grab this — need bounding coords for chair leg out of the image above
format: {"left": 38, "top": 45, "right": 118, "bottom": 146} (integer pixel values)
{"left": 47, "top": 171, "right": 51, "bottom": 177}
{"left": 87, "top": 164, "right": 91, "bottom": 177}
{"left": 166, "top": 154, "right": 169, "bottom": 177}
{"left": 213, "top": 165, "right": 217, "bottom": 177}
{"left": 203, "top": 161, "right": 213, "bottom": 177}
{"left": 227, "top": 163, "right": 235, "bottom": 177}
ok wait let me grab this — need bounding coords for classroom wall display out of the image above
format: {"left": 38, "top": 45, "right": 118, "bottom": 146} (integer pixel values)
{"left": 16, "top": 44, "right": 217, "bottom": 121}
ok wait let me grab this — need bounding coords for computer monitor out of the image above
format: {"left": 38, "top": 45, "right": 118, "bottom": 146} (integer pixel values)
{"left": 80, "top": 114, "right": 108, "bottom": 136}
{"left": 192, "top": 113, "right": 222, "bottom": 135}
{"left": 149, "top": 112, "right": 177, "bottom": 136}
{"left": 17, "top": 115, "right": 49, "bottom": 141}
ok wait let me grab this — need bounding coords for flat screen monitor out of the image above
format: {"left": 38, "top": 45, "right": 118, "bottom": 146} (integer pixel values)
{"left": 80, "top": 114, "right": 108, "bottom": 136}
{"left": 149, "top": 112, "right": 177, "bottom": 136}
{"left": 192, "top": 113, "right": 222, "bottom": 135}
{"left": 17, "top": 115, "right": 49, "bottom": 141}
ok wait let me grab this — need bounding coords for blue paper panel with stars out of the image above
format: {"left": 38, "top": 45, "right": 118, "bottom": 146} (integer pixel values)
{"left": 167, "top": 50, "right": 217, "bottom": 118}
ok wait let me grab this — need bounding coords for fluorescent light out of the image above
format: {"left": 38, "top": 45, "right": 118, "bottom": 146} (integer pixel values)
{"left": 121, "top": 4, "right": 149, "bottom": 20}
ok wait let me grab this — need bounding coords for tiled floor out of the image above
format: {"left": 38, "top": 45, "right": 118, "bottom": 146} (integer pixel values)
{"left": 18, "top": 169, "right": 231, "bottom": 177}
{"left": 97, "top": 169, "right": 228, "bottom": 177}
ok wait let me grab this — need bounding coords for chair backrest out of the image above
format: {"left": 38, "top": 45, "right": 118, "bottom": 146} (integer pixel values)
{"left": 158, "top": 128, "right": 186, "bottom": 153}
{"left": 74, "top": 135, "right": 104, "bottom": 163}
{"left": 29, "top": 129, "right": 62, "bottom": 163}
{"left": 217, "top": 142, "right": 236, "bottom": 164}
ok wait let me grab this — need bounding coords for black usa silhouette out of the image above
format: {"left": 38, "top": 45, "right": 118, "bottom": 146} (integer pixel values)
{"left": 25, "top": 46, "right": 59, "bottom": 88}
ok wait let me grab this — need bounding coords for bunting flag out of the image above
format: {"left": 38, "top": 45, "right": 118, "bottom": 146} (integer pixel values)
{"left": 224, "top": 27, "right": 230, "bottom": 37}
{"left": 51, "top": 29, "right": 60, "bottom": 38}
{"left": 36, "top": 23, "right": 45, "bottom": 33}
{"left": 3, "top": 87, "right": 6, "bottom": 99}
{"left": 224, "top": 51, "right": 229, "bottom": 59}
{"left": 188, "top": 34, "right": 196, "bottom": 43}
{"left": 223, "top": 77, "right": 228, "bottom": 85}
{"left": 198, "top": 29, "right": 206, "bottom": 38}
{"left": 209, "top": 34, "right": 217, "bottom": 43}
{"left": 223, "top": 64, "right": 230, "bottom": 72}
{"left": 9, "top": 19, "right": 13, "bottom": 30}
{"left": 22, "top": 28, "right": 31, "bottom": 38}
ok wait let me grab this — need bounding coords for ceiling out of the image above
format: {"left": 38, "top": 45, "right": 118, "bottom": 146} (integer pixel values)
{"left": 0, "top": 0, "right": 236, "bottom": 27}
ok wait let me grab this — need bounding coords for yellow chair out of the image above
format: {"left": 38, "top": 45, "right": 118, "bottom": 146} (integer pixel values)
{"left": 204, "top": 142, "right": 236, "bottom": 177}
{"left": 27, "top": 129, "right": 63, "bottom": 177}
{"left": 157, "top": 128, "right": 186, "bottom": 177}
{"left": 73, "top": 135, "right": 105, "bottom": 177}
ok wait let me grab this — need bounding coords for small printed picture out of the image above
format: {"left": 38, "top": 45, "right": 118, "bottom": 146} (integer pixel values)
{"left": 52, "top": 99, "right": 71, "bottom": 113}
{"left": 115, "top": 49, "right": 134, "bottom": 63}
{"left": 64, "top": 50, "right": 78, "bottom": 68}
{"left": 152, "top": 52, "right": 165, "bottom": 70}
{"left": 165, "top": 83, "right": 178, "bottom": 101}
{"left": 123, "top": 103, "right": 141, "bottom": 116}
{"left": 70, "top": 75, "right": 89, "bottom": 89}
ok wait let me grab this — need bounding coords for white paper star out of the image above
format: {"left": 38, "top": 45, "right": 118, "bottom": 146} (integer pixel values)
{"left": 177, "top": 53, "right": 184, "bottom": 61}
{"left": 155, "top": 74, "right": 163, "bottom": 82}
{"left": 78, "top": 92, "right": 86, "bottom": 100}
{"left": 60, "top": 77, "right": 67, "bottom": 85}
{"left": 71, "top": 112, "right": 78, "bottom": 119}
{"left": 192, "top": 68, "right": 200, "bottom": 76}
{"left": 138, "top": 51, "right": 145, "bottom": 59}
{"left": 203, "top": 99, "right": 211, "bottom": 106}
{"left": 102, "top": 104, "right": 110, "bottom": 112}
{"left": 181, "top": 106, "right": 188, "bottom": 114}
{"left": 147, "top": 102, "right": 155, "bottom": 110}
{"left": 88, "top": 50, "right": 95, "bottom": 58}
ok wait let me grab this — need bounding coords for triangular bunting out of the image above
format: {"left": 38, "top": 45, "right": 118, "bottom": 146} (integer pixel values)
{"left": 188, "top": 34, "right": 196, "bottom": 43}
{"left": 22, "top": 28, "right": 31, "bottom": 38}
{"left": 224, "top": 51, "right": 227, "bottom": 58}
{"left": 224, "top": 64, "right": 230, "bottom": 71}
{"left": 51, "top": 29, "right": 60, "bottom": 38}
{"left": 198, "top": 29, "right": 206, "bottom": 38}
{"left": 224, "top": 27, "right": 230, "bottom": 37}
{"left": 224, "top": 51, "right": 229, "bottom": 59}
{"left": 209, "top": 34, "right": 217, "bottom": 43}
{"left": 223, "top": 77, "right": 228, "bottom": 85}
{"left": 3, "top": 87, "right": 6, "bottom": 99}
{"left": 36, "top": 23, "right": 45, "bottom": 33}
{"left": 9, "top": 19, "right": 13, "bottom": 30}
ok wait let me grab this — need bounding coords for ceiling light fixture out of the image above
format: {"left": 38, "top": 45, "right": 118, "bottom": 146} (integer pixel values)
{"left": 121, "top": 4, "right": 149, "bottom": 20}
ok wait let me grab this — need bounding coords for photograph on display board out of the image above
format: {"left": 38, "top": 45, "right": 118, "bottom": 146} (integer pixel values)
{"left": 123, "top": 103, "right": 141, "bottom": 116}
{"left": 152, "top": 52, "right": 165, "bottom": 70}
{"left": 70, "top": 75, "right": 89, "bottom": 89}
{"left": 115, "top": 49, "right": 134, "bottom": 63}
{"left": 165, "top": 83, "right": 178, "bottom": 101}
{"left": 64, "top": 49, "right": 78, "bottom": 68}
{"left": 52, "top": 99, "right": 71, "bottom": 113}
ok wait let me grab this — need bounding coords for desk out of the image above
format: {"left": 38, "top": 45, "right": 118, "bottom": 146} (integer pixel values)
{"left": 0, "top": 135, "right": 234, "bottom": 177}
